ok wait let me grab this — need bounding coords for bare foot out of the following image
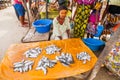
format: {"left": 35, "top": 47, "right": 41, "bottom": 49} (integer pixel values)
{"left": 24, "top": 22, "right": 28, "bottom": 24}
{"left": 25, "top": 18, "right": 28, "bottom": 21}
{"left": 21, "top": 24, "right": 29, "bottom": 27}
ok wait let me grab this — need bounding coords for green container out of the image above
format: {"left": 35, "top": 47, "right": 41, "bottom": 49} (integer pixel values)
{"left": 40, "top": 11, "right": 58, "bottom": 19}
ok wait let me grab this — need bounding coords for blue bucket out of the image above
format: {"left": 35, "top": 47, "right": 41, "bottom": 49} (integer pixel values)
{"left": 32, "top": 19, "right": 52, "bottom": 33}
{"left": 94, "top": 25, "right": 104, "bottom": 37}
{"left": 83, "top": 38, "right": 105, "bottom": 51}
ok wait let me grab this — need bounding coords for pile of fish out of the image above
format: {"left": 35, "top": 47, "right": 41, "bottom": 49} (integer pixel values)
{"left": 56, "top": 52, "right": 74, "bottom": 66}
{"left": 24, "top": 47, "right": 42, "bottom": 58}
{"left": 36, "top": 56, "right": 57, "bottom": 75}
{"left": 13, "top": 44, "right": 92, "bottom": 74}
{"left": 13, "top": 60, "right": 34, "bottom": 72}
{"left": 77, "top": 52, "right": 91, "bottom": 64}
{"left": 45, "top": 44, "right": 61, "bottom": 54}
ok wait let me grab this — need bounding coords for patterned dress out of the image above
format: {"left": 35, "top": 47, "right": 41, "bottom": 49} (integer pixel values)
{"left": 104, "top": 40, "right": 120, "bottom": 77}
{"left": 74, "top": 4, "right": 91, "bottom": 38}
{"left": 73, "top": 0, "right": 96, "bottom": 38}
{"left": 86, "top": 23, "right": 96, "bottom": 35}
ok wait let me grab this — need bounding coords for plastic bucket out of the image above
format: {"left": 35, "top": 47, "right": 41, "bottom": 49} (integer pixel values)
{"left": 32, "top": 19, "right": 52, "bottom": 33}
{"left": 83, "top": 38, "right": 105, "bottom": 51}
{"left": 94, "top": 25, "right": 104, "bottom": 37}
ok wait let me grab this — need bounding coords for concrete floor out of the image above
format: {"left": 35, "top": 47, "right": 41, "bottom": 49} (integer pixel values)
{"left": 0, "top": 7, "right": 29, "bottom": 61}
{"left": 0, "top": 6, "right": 120, "bottom": 80}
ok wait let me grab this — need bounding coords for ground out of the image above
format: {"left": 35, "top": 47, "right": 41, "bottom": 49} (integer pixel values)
{"left": 0, "top": 6, "right": 119, "bottom": 80}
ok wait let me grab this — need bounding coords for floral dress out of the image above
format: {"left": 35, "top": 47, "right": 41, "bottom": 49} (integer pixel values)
{"left": 73, "top": 0, "right": 95, "bottom": 38}
{"left": 104, "top": 40, "right": 120, "bottom": 77}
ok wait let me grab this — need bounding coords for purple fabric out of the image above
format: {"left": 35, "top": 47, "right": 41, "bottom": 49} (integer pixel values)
{"left": 77, "top": 0, "right": 95, "bottom": 5}
{"left": 86, "top": 23, "right": 96, "bottom": 35}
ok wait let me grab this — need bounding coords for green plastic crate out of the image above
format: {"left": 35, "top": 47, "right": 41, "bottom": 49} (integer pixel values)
{"left": 40, "top": 11, "right": 58, "bottom": 19}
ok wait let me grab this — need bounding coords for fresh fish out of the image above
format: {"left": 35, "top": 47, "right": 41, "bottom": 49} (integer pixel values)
{"left": 56, "top": 52, "right": 74, "bottom": 66}
{"left": 45, "top": 44, "right": 61, "bottom": 54}
{"left": 13, "top": 60, "right": 34, "bottom": 72}
{"left": 24, "top": 47, "right": 42, "bottom": 58}
{"left": 36, "top": 56, "right": 57, "bottom": 75}
{"left": 77, "top": 52, "right": 91, "bottom": 64}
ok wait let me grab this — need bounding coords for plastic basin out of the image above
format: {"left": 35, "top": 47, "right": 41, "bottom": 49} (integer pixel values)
{"left": 83, "top": 38, "right": 105, "bottom": 51}
{"left": 94, "top": 25, "right": 104, "bottom": 37}
{"left": 32, "top": 19, "right": 52, "bottom": 33}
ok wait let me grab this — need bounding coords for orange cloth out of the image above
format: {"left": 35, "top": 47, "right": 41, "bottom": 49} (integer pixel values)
{"left": 0, "top": 38, "right": 97, "bottom": 80}
{"left": 112, "top": 23, "right": 120, "bottom": 32}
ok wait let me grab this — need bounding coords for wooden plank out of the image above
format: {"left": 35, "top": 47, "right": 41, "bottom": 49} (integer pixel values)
{"left": 30, "top": 31, "right": 49, "bottom": 41}
{"left": 21, "top": 27, "right": 50, "bottom": 42}
{"left": 22, "top": 28, "right": 36, "bottom": 42}
{"left": 23, "top": 0, "right": 31, "bottom": 28}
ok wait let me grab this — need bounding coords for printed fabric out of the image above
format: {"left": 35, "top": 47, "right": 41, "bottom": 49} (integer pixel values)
{"left": 104, "top": 41, "right": 120, "bottom": 77}
{"left": 77, "top": 0, "right": 95, "bottom": 5}
{"left": 73, "top": 5, "right": 91, "bottom": 38}
{"left": 86, "top": 23, "right": 96, "bottom": 35}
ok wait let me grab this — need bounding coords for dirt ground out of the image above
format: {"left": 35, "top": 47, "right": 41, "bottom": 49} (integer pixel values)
{"left": 0, "top": 6, "right": 119, "bottom": 80}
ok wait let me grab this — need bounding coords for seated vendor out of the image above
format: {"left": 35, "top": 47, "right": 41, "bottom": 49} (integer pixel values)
{"left": 50, "top": 6, "right": 71, "bottom": 40}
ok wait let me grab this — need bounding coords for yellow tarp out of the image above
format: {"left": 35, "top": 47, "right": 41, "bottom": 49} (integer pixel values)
{"left": 0, "top": 38, "right": 97, "bottom": 80}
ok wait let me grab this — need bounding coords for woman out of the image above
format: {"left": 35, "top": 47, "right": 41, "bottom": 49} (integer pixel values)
{"left": 86, "top": 9, "right": 100, "bottom": 38}
{"left": 51, "top": 6, "right": 71, "bottom": 40}
{"left": 73, "top": 0, "right": 95, "bottom": 38}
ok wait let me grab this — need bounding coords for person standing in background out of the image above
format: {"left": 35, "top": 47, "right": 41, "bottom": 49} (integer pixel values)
{"left": 13, "top": 0, "right": 28, "bottom": 27}
{"left": 86, "top": 9, "right": 100, "bottom": 38}
{"left": 73, "top": 0, "right": 96, "bottom": 38}
{"left": 86, "top": 1, "right": 102, "bottom": 38}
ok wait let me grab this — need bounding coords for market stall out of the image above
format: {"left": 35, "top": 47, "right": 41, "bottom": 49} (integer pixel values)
{"left": 0, "top": 38, "right": 97, "bottom": 80}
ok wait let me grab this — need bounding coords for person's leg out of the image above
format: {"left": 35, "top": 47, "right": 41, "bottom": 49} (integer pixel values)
{"left": 19, "top": 16, "right": 24, "bottom": 25}
{"left": 87, "top": 33, "right": 90, "bottom": 38}
{"left": 14, "top": 4, "right": 28, "bottom": 26}
{"left": 13, "top": 5, "right": 19, "bottom": 20}
{"left": 91, "top": 34, "right": 94, "bottom": 38}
